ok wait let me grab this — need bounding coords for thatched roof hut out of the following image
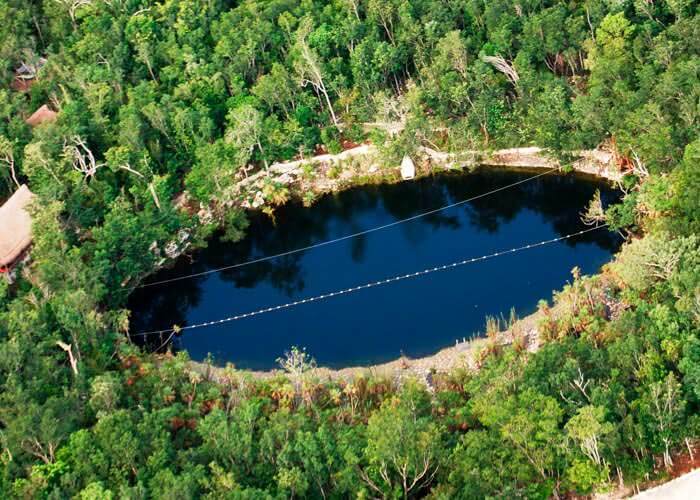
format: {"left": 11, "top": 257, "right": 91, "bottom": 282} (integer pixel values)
{"left": 0, "top": 185, "right": 35, "bottom": 268}
{"left": 11, "top": 58, "right": 47, "bottom": 93}
{"left": 26, "top": 105, "right": 57, "bottom": 127}
{"left": 15, "top": 58, "right": 47, "bottom": 80}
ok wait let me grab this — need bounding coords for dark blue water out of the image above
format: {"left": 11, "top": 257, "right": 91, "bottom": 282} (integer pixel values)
{"left": 129, "top": 168, "right": 620, "bottom": 369}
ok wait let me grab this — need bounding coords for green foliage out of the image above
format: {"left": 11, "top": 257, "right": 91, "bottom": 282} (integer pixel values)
{"left": 565, "top": 459, "right": 608, "bottom": 494}
{"left": 606, "top": 191, "right": 639, "bottom": 233}
{"left": 221, "top": 208, "right": 250, "bottom": 243}
{"left": 1, "top": 0, "right": 700, "bottom": 497}
{"left": 362, "top": 383, "right": 444, "bottom": 497}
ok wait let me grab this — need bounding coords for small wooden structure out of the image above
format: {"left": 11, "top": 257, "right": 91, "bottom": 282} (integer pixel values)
{"left": 400, "top": 155, "right": 416, "bottom": 180}
{"left": 10, "top": 58, "right": 47, "bottom": 93}
{"left": 0, "top": 185, "right": 35, "bottom": 278}
{"left": 26, "top": 104, "right": 57, "bottom": 127}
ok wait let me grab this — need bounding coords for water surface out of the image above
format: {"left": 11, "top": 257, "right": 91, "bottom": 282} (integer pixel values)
{"left": 129, "top": 168, "right": 620, "bottom": 369}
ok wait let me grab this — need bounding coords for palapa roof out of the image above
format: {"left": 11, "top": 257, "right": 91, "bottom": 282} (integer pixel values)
{"left": 15, "top": 58, "right": 47, "bottom": 80}
{"left": 0, "top": 185, "right": 35, "bottom": 267}
{"left": 11, "top": 57, "right": 48, "bottom": 92}
{"left": 26, "top": 105, "right": 57, "bottom": 127}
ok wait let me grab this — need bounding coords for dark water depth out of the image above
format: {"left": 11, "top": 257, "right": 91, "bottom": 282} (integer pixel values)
{"left": 128, "top": 168, "right": 621, "bottom": 370}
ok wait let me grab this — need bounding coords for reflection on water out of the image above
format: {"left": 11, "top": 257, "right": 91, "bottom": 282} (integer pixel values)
{"left": 129, "top": 168, "right": 621, "bottom": 369}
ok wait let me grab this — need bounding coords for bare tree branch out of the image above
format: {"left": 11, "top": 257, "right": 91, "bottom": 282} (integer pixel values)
{"left": 482, "top": 55, "right": 520, "bottom": 87}
{"left": 64, "top": 136, "right": 105, "bottom": 181}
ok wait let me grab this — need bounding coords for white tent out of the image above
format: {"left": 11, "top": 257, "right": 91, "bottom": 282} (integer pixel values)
{"left": 400, "top": 155, "right": 415, "bottom": 180}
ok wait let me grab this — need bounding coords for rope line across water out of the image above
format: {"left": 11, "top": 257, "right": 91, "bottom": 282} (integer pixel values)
{"left": 130, "top": 223, "right": 608, "bottom": 338}
{"left": 135, "top": 168, "right": 557, "bottom": 289}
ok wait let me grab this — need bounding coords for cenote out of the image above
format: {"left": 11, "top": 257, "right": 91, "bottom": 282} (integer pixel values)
{"left": 129, "top": 168, "right": 621, "bottom": 370}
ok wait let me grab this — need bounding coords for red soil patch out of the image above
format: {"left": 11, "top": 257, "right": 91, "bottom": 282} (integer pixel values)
{"left": 668, "top": 446, "right": 700, "bottom": 479}
{"left": 341, "top": 138, "right": 361, "bottom": 150}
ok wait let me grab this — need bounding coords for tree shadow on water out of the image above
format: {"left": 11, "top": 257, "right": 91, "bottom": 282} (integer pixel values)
{"left": 129, "top": 168, "right": 622, "bottom": 344}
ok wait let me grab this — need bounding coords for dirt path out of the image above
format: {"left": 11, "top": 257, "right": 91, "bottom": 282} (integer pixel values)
{"left": 631, "top": 468, "right": 700, "bottom": 499}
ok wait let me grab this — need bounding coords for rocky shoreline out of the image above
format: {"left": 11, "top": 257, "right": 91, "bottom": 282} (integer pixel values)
{"left": 233, "top": 145, "right": 622, "bottom": 211}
